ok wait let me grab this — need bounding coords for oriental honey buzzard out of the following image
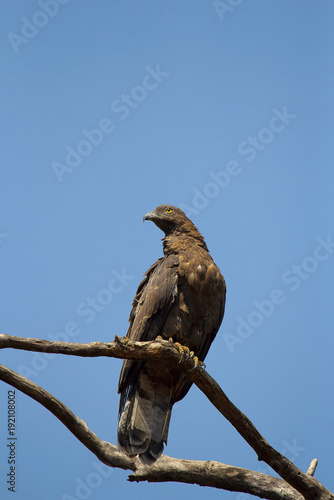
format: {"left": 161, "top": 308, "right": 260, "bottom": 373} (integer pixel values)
{"left": 118, "top": 205, "right": 226, "bottom": 464}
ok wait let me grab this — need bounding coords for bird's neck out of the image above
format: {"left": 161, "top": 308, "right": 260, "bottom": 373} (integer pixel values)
{"left": 162, "top": 231, "right": 208, "bottom": 256}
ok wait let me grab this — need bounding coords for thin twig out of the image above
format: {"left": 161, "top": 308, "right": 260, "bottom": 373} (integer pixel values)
{"left": 306, "top": 459, "right": 318, "bottom": 477}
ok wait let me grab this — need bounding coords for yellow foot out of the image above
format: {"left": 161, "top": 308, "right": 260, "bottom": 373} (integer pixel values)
{"left": 168, "top": 338, "right": 206, "bottom": 371}
{"left": 187, "top": 356, "right": 206, "bottom": 372}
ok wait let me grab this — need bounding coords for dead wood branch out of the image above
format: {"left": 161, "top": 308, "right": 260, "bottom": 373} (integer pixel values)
{"left": 0, "top": 362, "right": 301, "bottom": 500}
{"left": 0, "top": 333, "right": 333, "bottom": 500}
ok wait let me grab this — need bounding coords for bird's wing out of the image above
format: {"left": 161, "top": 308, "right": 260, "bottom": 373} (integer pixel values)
{"left": 172, "top": 261, "right": 226, "bottom": 404}
{"left": 198, "top": 269, "right": 226, "bottom": 361}
{"left": 118, "top": 253, "right": 178, "bottom": 395}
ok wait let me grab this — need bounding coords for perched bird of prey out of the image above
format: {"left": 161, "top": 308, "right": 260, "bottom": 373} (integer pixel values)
{"left": 117, "top": 205, "right": 226, "bottom": 464}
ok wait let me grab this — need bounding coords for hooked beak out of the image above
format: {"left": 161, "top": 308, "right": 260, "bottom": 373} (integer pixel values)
{"left": 143, "top": 211, "right": 156, "bottom": 222}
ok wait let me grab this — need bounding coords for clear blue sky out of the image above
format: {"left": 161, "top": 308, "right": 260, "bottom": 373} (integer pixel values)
{"left": 1, "top": 2, "right": 333, "bottom": 499}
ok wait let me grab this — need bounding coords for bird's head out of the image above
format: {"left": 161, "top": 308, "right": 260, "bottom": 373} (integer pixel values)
{"left": 143, "top": 205, "right": 197, "bottom": 236}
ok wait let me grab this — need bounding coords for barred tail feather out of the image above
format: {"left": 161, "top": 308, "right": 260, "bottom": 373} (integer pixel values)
{"left": 118, "top": 370, "right": 173, "bottom": 464}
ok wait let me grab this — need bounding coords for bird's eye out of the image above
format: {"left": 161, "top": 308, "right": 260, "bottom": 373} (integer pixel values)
{"left": 165, "top": 208, "right": 173, "bottom": 214}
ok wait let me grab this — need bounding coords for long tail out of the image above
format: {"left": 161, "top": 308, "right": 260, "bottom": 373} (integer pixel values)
{"left": 118, "top": 369, "right": 173, "bottom": 465}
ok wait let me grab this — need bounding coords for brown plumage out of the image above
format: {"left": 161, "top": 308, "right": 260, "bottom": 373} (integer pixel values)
{"left": 117, "top": 205, "right": 226, "bottom": 464}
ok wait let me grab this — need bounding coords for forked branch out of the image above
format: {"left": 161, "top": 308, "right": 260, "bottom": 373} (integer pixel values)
{"left": 0, "top": 333, "right": 333, "bottom": 500}
{"left": 0, "top": 362, "right": 301, "bottom": 500}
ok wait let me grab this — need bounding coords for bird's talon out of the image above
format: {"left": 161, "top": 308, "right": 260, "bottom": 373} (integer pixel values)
{"left": 169, "top": 341, "right": 194, "bottom": 364}
{"left": 185, "top": 356, "right": 206, "bottom": 372}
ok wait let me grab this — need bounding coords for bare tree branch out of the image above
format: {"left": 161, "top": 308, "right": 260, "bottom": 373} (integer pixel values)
{"left": 129, "top": 456, "right": 306, "bottom": 500}
{"left": 307, "top": 459, "right": 318, "bottom": 477}
{"left": 0, "top": 362, "right": 135, "bottom": 471}
{"left": 0, "top": 362, "right": 302, "bottom": 500}
{"left": 1, "top": 333, "right": 333, "bottom": 500}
